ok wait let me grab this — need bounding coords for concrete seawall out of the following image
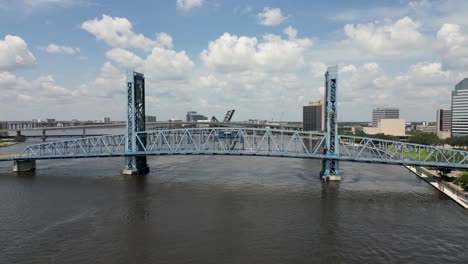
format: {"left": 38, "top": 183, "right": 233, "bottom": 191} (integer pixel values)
{"left": 406, "top": 166, "right": 468, "bottom": 209}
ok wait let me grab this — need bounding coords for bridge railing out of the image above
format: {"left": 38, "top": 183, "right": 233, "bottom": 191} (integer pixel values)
{"left": 17, "top": 134, "right": 126, "bottom": 159}
{"left": 338, "top": 135, "right": 468, "bottom": 169}
{"left": 135, "top": 128, "right": 327, "bottom": 158}
{"left": 15, "top": 128, "right": 328, "bottom": 160}
{"left": 14, "top": 128, "right": 468, "bottom": 170}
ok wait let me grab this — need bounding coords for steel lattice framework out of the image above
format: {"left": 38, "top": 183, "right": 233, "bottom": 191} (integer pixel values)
{"left": 322, "top": 66, "right": 339, "bottom": 177}
{"left": 15, "top": 127, "right": 468, "bottom": 170}
{"left": 125, "top": 71, "right": 149, "bottom": 174}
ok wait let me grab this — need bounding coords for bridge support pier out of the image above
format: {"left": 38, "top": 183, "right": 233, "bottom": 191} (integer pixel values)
{"left": 13, "top": 160, "right": 36, "bottom": 172}
{"left": 321, "top": 159, "right": 341, "bottom": 181}
{"left": 122, "top": 157, "right": 149, "bottom": 175}
{"left": 41, "top": 129, "right": 47, "bottom": 142}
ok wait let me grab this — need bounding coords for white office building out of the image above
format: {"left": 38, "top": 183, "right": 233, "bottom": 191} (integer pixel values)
{"left": 451, "top": 78, "right": 468, "bottom": 137}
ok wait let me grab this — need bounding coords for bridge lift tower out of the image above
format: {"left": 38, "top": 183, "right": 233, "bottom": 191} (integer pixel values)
{"left": 122, "top": 71, "right": 149, "bottom": 175}
{"left": 321, "top": 66, "right": 341, "bottom": 181}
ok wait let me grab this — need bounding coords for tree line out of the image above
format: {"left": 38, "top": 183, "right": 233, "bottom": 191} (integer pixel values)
{"left": 340, "top": 129, "right": 468, "bottom": 149}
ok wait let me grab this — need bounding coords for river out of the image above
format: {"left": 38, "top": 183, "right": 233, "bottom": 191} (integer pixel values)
{"left": 0, "top": 138, "right": 467, "bottom": 263}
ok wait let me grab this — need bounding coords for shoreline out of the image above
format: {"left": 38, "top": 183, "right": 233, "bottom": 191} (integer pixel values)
{"left": 0, "top": 141, "right": 18, "bottom": 148}
{"left": 405, "top": 165, "right": 468, "bottom": 209}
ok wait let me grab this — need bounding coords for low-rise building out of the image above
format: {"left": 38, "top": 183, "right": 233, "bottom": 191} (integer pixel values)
{"left": 372, "top": 108, "right": 399, "bottom": 127}
{"left": 363, "top": 118, "right": 406, "bottom": 136}
{"left": 186, "top": 111, "right": 208, "bottom": 122}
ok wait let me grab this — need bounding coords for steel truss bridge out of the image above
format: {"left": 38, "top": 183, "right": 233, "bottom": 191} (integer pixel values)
{"left": 5, "top": 66, "right": 468, "bottom": 179}
{"left": 13, "top": 127, "right": 468, "bottom": 170}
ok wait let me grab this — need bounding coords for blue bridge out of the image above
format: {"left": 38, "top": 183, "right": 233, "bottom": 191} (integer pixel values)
{"left": 3, "top": 67, "right": 468, "bottom": 180}
{"left": 11, "top": 127, "right": 468, "bottom": 170}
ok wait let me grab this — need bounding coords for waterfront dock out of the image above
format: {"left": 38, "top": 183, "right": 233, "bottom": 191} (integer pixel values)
{"left": 406, "top": 166, "right": 468, "bottom": 209}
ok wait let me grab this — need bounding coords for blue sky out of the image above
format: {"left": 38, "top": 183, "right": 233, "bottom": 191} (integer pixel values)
{"left": 1, "top": 0, "right": 468, "bottom": 122}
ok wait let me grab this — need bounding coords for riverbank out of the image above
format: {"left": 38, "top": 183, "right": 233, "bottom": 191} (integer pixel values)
{"left": 0, "top": 141, "right": 18, "bottom": 148}
{"left": 406, "top": 166, "right": 468, "bottom": 209}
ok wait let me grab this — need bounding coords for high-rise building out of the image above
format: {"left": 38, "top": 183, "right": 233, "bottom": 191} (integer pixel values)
{"left": 104, "top": 117, "right": 111, "bottom": 123}
{"left": 436, "top": 109, "right": 451, "bottom": 132}
{"left": 186, "top": 111, "right": 208, "bottom": 122}
{"left": 451, "top": 78, "right": 468, "bottom": 137}
{"left": 372, "top": 108, "right": 399, "bottom": 127}
{"left": 303, "top": 100, "right": 325, "bottom": 131}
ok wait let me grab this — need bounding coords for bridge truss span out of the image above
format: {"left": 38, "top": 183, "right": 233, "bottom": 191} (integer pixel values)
{"left": 338, "top": 135, "right": 468, "bottom": 169}
{"left": 15, "top": 128, "right": 468, "bottom": 170}
{"left": 134, "top": 128, "right": 327, "bottom": 158}
{"left": 19, "top": 134, "right": 127, "bottom": 159}
{"left": 17, "top": 128, "right": 328, "bottom": 160}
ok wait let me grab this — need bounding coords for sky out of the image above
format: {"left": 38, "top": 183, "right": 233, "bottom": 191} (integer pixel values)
{"left": 1, "top": 0, "right": 468, "bottom": 122}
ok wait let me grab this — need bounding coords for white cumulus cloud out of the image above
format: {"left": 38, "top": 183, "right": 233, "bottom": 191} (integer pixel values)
{"left": 73, "top": 62, "right": 124, "bottom": 98}
{"left": 336, "top": 61, "right": 463, "bottom": 120}
{"left": 344, "top": 16, "right": 425, "bottom": 56}
{"left": 0, "top": 35, "right": 36, "bottom": 71}
{"left": 106, "top": 48, "right": 143, "bottom": 68}
{"left": 0, "top": 71, "right": 71, "bottom": 105}
{"left": 257, "top": 7, "right": 288, "bottom": 26}
{"left": 200, "top": 28, "right": 312, "bottom": 72}
{"left": 176, "top": 0, "right": 204, "bottom": 11}
{"left": 81, "top": 15, "right": 173, "bottom": 52}
{"left": 436, "top": 23, "right": 468, "bottom": 70}
{"left": 143, "top": 47, "right": 195, "bottom": 81}
{"left": 45, "top": 43, "right": 80, "bottom": 55}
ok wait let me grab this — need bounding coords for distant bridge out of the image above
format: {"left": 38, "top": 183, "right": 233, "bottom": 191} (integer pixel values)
{"left": 0, "top": 121, "right": 302, "bottom": 133}
{"left": 8, "top": 127, "right": 468, "bottom": 170}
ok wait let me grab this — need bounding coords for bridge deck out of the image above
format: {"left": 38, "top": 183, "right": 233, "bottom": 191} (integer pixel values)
{"left": 4, "top": 128, "right": 468, "bottom": 170}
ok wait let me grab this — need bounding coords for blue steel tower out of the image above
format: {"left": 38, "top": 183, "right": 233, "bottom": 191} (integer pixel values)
{"left": 123, "top": 71, "right": 149, "bottom": 175}
{"left": 321, "top": 66, "right": 341, "bottom": 181}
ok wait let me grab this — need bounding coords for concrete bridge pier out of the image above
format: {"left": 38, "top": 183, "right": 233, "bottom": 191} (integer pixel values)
{"left": 122, "top": 156, "right": 149, "bottom": 175}
{"left": 13, "top": 160, "right": 36, "bottom": 172}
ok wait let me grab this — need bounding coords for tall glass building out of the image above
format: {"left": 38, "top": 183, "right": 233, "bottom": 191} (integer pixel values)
{"left": 303, "top": 100, "right": 325, "bottom": 131}
{"left": 451, "top": 78, "right": 468, "bottom": 137}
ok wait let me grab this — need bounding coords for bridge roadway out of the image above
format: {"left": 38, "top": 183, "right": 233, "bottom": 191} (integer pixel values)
{"left": 4, "top": 127, "right": 468, "bottom": 171}
{"left": 0, "top": 121, "right": 302, "bottom": 133}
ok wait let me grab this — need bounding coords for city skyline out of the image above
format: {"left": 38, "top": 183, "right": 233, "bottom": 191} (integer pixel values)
{"left": 1, "top": 0, "right": 468, "bottom": 121}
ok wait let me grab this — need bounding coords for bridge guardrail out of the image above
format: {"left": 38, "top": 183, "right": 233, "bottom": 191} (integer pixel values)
{"left": 10, "top": 128, "right": 468, "bottom": 170}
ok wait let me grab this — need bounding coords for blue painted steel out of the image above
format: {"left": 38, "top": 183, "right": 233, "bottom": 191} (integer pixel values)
{"left": 321, "top": 65, "right": 340, "bottom": 177}
{"left": 125, "top": 71, "right": 149, "bottom": 173}
{"left": 13, "top": 127, "right": 468, "bottom": 170}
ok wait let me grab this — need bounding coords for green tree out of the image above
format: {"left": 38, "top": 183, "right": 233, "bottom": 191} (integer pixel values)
{"left": 407, "top": 131, "right": 440, "bottom": 145}
{"left": 14, "top": 134, "right": 26, "bottom": 142}
{"left": 445, "top": 136, "right": 468, "bottom": 149}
